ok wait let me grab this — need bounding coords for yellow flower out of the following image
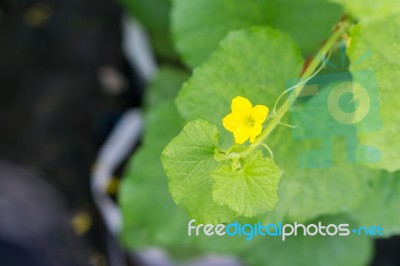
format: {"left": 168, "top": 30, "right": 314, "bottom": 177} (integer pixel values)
{"left": 223, "top": 96, "right": 269, "bottom": 144}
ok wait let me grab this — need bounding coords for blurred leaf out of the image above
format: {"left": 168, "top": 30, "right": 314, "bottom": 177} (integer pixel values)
{"left": 347, "top": 14, "right": 400, "bottom": 172}
{"left": 121, "top": 0, "right": 177, "bottom": 60}
{"left": 145, "top": 66, "right": 189, "bottom": 108}
{"left": 176, "top": 27, "right": 303, "bottom": 147}
{"left": 172, "top": 0, "right": 342, "bottom": 67}
{"left": 119, "top": 66, "right": 187, "bottom": 250}
{"left": 273, "top": 0, "right": 342, "bottom": 56}
{"left": 119, "top": 102, "right": 185, "bottom": 249}
{"left": 351, "top": 171, "right": 400, "bottom": 236}
{"left": 172, "top": 0, "right": 274, "bottom": 67}
{"left": 244, "top": 216, "right": 373, "bottom": 266}
{"left": 330, "top": 0, "right": 399, "bottom": 22}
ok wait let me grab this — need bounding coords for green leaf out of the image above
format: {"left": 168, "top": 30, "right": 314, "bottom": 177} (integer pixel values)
{"left": 121, "top": 0, "right": 177, "bottom": 59}
{"left": 273, "top": 0, "right": 343, "bottom": 56}
{"left": 172, "top": 0, "right": 274, "bottom": 67}
{"left": 212, "top": 151, "right": 282, "bottom": 217}
{"left": 176, "top": 27, "right": 303, "bottom": 146}
{"left": 243, "top": 216, "right": 373, "bottom": 266}
{"left": 172, "top": 0, "right": 341, "bottom": 67}
{"left": 119, "top": 103, "right": 186, "bottom": 249}
{"left": 265, "top": 83, "right": 378, "bottom": 222}
{"left": 119, "top": 67, "right": 189, "bottom": 250}
{"left": 119, "top": 103, "right": 252, "bottom": 256}
{"left": 347, "top": 14, "right": 400, "bottom": 172}
{"left": 119, "top": 102, "right": 188, "bottom": 249}
{"left": 351, "top": 171, "right": 400, "bottom": 236}
{"left": 161, "top": 119, "right": 235, "bottom": 224}
{"left": 145, "top": 66, "right": 189, "bottom": 108}
{"left": 329, "top": 0, "right": 399, "bottom": 22}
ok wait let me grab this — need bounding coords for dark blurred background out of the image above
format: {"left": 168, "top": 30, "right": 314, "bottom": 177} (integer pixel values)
{"left": 0, "top": 0, "right": 141, "bottom": 265}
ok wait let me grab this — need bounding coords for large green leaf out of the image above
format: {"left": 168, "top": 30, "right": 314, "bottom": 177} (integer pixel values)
{"left": 172, "top": 0, "right": 342, "bottom": 67}
{"left": 347, "top": 14, "right": 400, "bottom": 172}
{"left": 176, "top": 27, "right": 303, "bottom": 146}
{"left": 212, "top": 151, "right": 282, "bottom": 217}
{"left": 330, "top": 0, "right": 399, "bottom": 22}
{"left": 162, "top": 119, "right": 236, "bottom": 224}
{"left": 351, "top": 171, "right": 400, "bottom": 237}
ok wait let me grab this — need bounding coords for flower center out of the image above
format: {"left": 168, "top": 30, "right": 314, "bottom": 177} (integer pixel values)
{"left": 247, "top": 116, "right": 256, "bottom": 127}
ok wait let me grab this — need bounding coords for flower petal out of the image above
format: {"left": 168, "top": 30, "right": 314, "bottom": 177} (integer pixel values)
{"left": 251, "top": 105, "right": 269, "bottom": 124}
{"left": 233, "top": 126, "right": 251, "bottom": 144}
{"left": 249, "top": 123, "right": 262, "bottom": 143}
{"left": 232, "top": 96, "right": 252, "bottom": 117}
{"left": 223, "top": 113, "right": 243, "bottom": 132}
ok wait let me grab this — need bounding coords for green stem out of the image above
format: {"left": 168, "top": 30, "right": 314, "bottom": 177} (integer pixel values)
{"left": 244, "top": 21, "right": 350, "bottom": 156}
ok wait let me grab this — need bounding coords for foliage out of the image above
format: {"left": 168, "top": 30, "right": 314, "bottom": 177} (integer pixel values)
{"left": 119, "top": 1, "right": 400, "bottom": 265}
{"left": 172, "top": 0, "right": 342, "bottom": 67}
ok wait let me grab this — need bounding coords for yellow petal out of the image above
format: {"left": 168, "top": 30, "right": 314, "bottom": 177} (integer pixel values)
{"left": 249, "top": 123, "right": 262, "bottom": 143}
{"left": 233, "top": 126, "right": 251, "bottom": 144}
{"left": 251, "top": 105, "right": 269, "bottom": 124}
{"left": 222, "top": 113, "right": 242, "bottom": 132}
{"left": 231, "top": 96, "right": 252, "bottom": 117}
